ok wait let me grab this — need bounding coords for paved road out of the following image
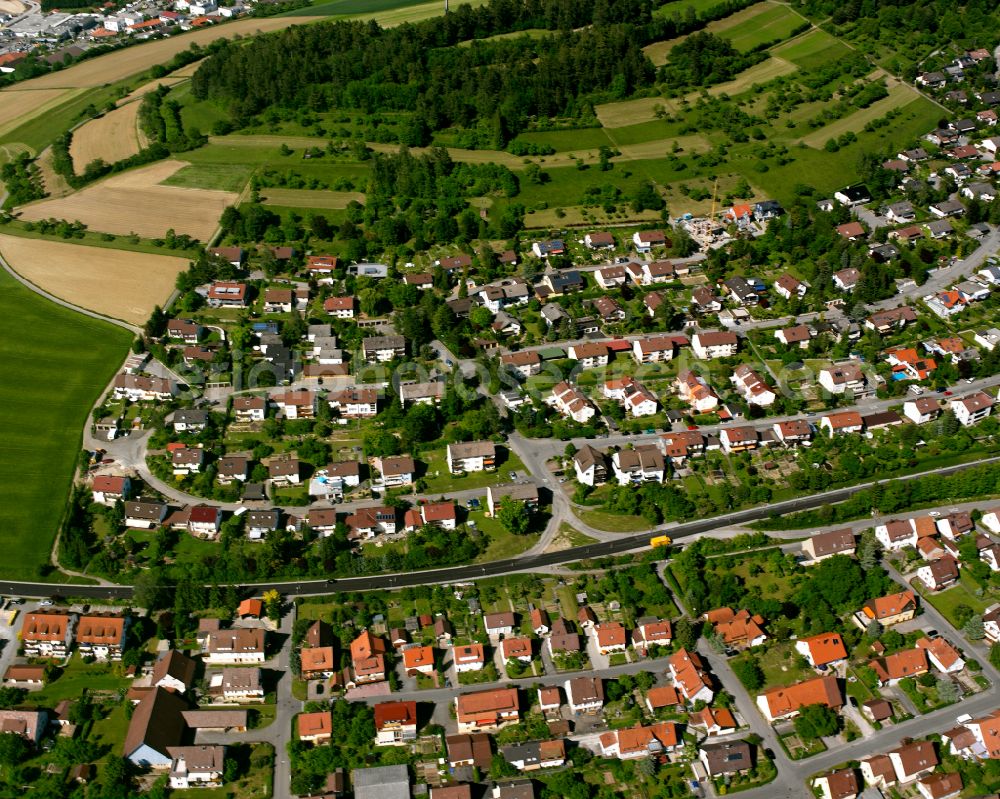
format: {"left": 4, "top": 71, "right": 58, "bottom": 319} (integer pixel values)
{"left": 8, "top": 455, "right": 1000, "bottom": 600}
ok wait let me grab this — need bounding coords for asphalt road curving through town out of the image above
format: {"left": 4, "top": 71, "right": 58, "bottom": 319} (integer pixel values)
{"left": 5, "top": 455, "right": 999, "bottom": 601}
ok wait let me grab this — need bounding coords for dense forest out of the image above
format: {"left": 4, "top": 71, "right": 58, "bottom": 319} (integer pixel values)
{"left": 191, "top": 0, "right": 757, "bottom": 142}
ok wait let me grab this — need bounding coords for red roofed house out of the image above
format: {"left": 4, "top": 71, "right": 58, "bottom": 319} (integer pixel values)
{"left": 76, "top": 613, "right": 129, "bottom": 661}
{"left": 632, "top": 620, "right": 672, "bottom": 655}
{"left": 593, "top": 623, "right": 627, "bottom": 655}
{"left": 374, "top": 701, "right": 418, "bottom": 746}
{"left": 599, "top": 722, "right": 680, "bottom": 759}
{"left": 92, "top": 475, "right": 131, "bottom": 506}
{"left": 869, "top": 648, "right": 929, "bottom": 686}
{"left": 794, "top": 633, "right": 848, "bottom": 669}
{"left": 455, "top": 688, "right": 520, "bottom": 734}
{"left": 755, "top": 675, "right": 842, "bottom": 723}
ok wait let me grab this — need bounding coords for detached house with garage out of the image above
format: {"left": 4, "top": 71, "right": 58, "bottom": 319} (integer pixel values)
{"left": 691, "top": 331, "right": 738, "bottom": 360}
{"left": 756, "top": 675, "right": 843, "bottom": 723}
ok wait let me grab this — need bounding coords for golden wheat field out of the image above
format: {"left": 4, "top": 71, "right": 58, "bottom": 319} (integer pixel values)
{"left": 16, "top": 160, "right": 238, "bottom": 241}
{"left": 0, "top": 234, "right": 188, "bottom": 325}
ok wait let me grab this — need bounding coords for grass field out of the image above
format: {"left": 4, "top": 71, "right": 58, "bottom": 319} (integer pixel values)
{"left": 288, "top": 0, "right": 427, "bottom": 16}
{"left": 798, "top": 82, "right": 928, "bottom": 148}
{"left": 718, "top": 4, "right": 804, "bottom": 52}
{"left": 704, "top": 55, "right": 799, "bottom": 96}
{"left": 161, "top": 162, "right": 256, "bottom": 192}
{"left": 0, "top": 268, "right": 131, "bottom": 580}
{"left": 772, "top": 27, "right": 853, "bottom": 70}
{"left": 577, "top": 508, "right": 650, "bottom": 533}
{"left": 256, "top": 188, "right": 366, "bottom": 209}
{"left": 0, "top": 234, "right": 187, "bottom": 326}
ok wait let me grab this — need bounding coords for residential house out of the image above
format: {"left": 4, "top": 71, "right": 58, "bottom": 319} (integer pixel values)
{"left": 705, "top": 607, "right": 767, "bottom": 649}
{"left": 916, "top": 774, "right": 963, "bottom": 799}
{"left": 92, "top": 475, "right": 131, "bottom": 506}
{"left": 904, "top": 397, "right": 943, "bottom": 425}
{"left": 632, "top": 620, "right": 672, "bottom": 654}
{"left": 500, "top": 638, "right": 532, "bottom": 664}
{"left": 668, "top": 648, "right": 714, "bottom": 704}
{"left": 875, "top": 518, "right": 919, "bottom": 551}
{"left": 447, "top": 441, "right": 496, "bottom": 474}
{"left": 453, "top": 644, "right": 486, "bottom": 673}
{"left": 21, "top": 611, "right": 75, "bottom": 659}
{"left": 887, "top": 740, "right": 938, "bottom": 784}
{"left": 774, "top": 273, "right": 807, "bottom": 300}
{"left": 775, "top": 324, "right": 813, "bottom": 348}
{"left": 323, "top": 296, "right": 356, "bottom": 319}
{"left": 375, "top": 456, "right": 415, "bottom": 488}
{"left": 568, "top": 342, "right": 610, "bottom": 368}
{"left": 486, "top": 484, "right": 539, "bottom": 516}
{"left": 673, "top": 370, "right": 718, "bottom": 413}
{"left": 916, "top": 555, "right": 960, "bottom": 591}
{"left": 374, "top": 701, "right": 418, "bottom": 746}
{"left": 755, "top": 675, "right": 843, "bottom": 723}
{"left": 611, "top": 445, "right": 665, "bottom": 485}
{"left": 446, "top": 733, "right": 492, "bottom": 770}
{"left": 633, "top": 230, "right": 667, "bottom": 252}
{"left": 455, "top": 689, "right": 520, "bottom": 733}
{"left": 565, "top": 677, "right": 604, "bottom": 714}
{"left": 594, "top": 623, "right": 627, "bottom": 655}
{"left": 152, "top": 650, "right": 197, "bottom": 694}
{"left": 530, "top": 608, "right": 550, "bottom": 636}
{"left": 573, "top": 444, "right": 608, "bottom": 487}
{"left": 345, "top": 506, "right": 397, "bottom": 539}
{"left": 328, "top": 387, "right": 379, "bottom": 419}
{"left": 833, "top": 268, "right": 861, "bottom": 291}
{"left": 773, "top": 419, "right": 813, "bottom": 447}
{"left": 206, "top": 281, "right": 248, "bottom": 308}
{"left": 599, "top": 723, "right": 680, "bottom": 759}
{"left": 75, "top": 613, "right": 128, "bottom": 661}
{"left": 687, "top": 706, "right": 737, "bottom": 737}
{"left": 802, "top": 529, "right": 855, "bottom": 562}
{"left": 854, "top": 590, "right": 918, "bottom": 629}
{"left": 300, "top": 646, "right": 337, "bottom": 680}
{"left": 595, "top": 265, "right": 628, "bottom": 289}
{"left": 866, "top": 306, "right": 918, "bottom": 334}
{"left": 232, "top": 396, "right": 267, "bottom": 422}
{"left": 484, "top": 612, "right": 516, "bottom": 638}
{"left": 548, "top": 382, "right": 595, "bottom": 423}
{"left": 819, "top": 363, "right": 869, "bottom": 396}
{"left": 950, "top": 391, "right": 993, "bottom": 426}
{"left": 204, "top": 629, "right": 266, "bottom": 665}
{"left": 362, "top": 336, "right": 406, "bottom": 362}
{"left": 113, "top": 373, "right": 176, "bottom": 402}
{"left": 870, "top": 648, "right": 929, "bottom": 686}
{"left": 916, "top": 636, "right": 965, "bottom": 674}
{"left": 298, "top": 711, "right": 334, "bottom": 744}
{"left": 168, "top": 745, "right": 226, "bottom": 790}
{"left": 720, "top": 426, "right": 759, "bottom": 454}
{"left": 795, "top": 632, "right": 848, "bottom": 669}
{"left": 691, "top": 331, "right": 738, "bottom": 359}
{"left": 632, "top": 334, "right": 687, "bottom": 363}
{"left": 208, "top": 668, "right": 265, "bottom": 704}
{"left": 500, "top": 351, "right": 542, "bottom": 379}
{"left": 731, "top": 365, "right": 776, "bottom": 407}
{"left": 699, "top": 740, "right": 753, "bottom": 778}
{"left": 501, "top": 740, "right": 566, "bottom": 771}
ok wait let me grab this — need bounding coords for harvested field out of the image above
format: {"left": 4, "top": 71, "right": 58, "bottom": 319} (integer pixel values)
{"left": 258, "top": 188, "right": 366, "bottom": 209}
{"left": 595, "top": 97, "right": 669, "bottom": 128}
{"left": 34, "top": 147, "right": 74, "bottom": 198}
{"left": 0, "top": 88, "right": 80, "bottom": 139}
{"left": 798, "top": 82, "right": 922, "bottom": 148}
{"left": 0, "top": 233, "right": 187, "bottom": 325}
{"left": 703, "top": 56, "right": 798, "bottom": 96}
{"left": 70, "top": 101, "right": 145, "bottom": 171}
{"left": 616, "top": 135, "right": 712, "bottom": 159}
{"left": 17, "top": 159, "right": 238, "bottom": 241}
{"left": 116, "top": 76, "right": 188, "bottom": 106}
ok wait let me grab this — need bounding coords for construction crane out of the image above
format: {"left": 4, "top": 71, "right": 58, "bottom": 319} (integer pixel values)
{"left": 709, "top": 177, "right": 719, "bottom": 220}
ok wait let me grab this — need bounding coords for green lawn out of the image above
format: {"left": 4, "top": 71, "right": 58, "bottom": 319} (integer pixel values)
{"left": 0, "top": 269, "right": 131, "bottom": 579}
{"left": 577, "top": 508, "right": 650, "bottom": 533}
{"left": 161, "top": 162, "right": 256, "bottom": 192}
{"left": 27, "top": 657, "right": 130, "bottom": 706}
{"left": 288, "top": 0, "right": 428, "bottom": 17}
{"left": 772, "top": 28, "right": 852, "bottom": 69}
{"left": 921, "top": 572, "right": 993, "bottom": 626}
{"left": 718, "top": 5, "right": 804, "bottom": 52}
{"left": 419, "top": 446, "right": 526, "bottom": 493}
{"left": 470, "top": 510, "right": 540, "bottom": 562}
{"left": 731, "top": 642, "right": 813, "bottom": 690}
